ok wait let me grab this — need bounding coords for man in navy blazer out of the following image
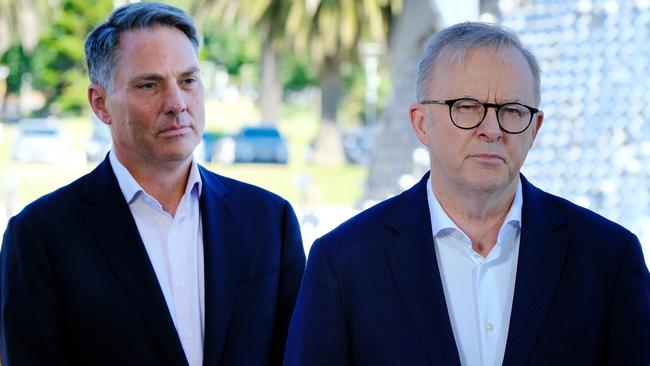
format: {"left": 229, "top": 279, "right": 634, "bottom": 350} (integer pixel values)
{"left": 0, "top": 3, "right": 305, "bottom": 365}
{"left": 285, "top": 22, "right": 649, "bottom": 365}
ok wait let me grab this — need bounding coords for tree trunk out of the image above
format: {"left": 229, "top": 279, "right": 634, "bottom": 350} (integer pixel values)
{"left": 313, "top": 56, "right": 345, "bottom": 165}
{"left": 363, "top": 0, "right": 440, "bottom": 202}
{"left": 480, "top": 0, "right": 501, "bottom": 17}
{"left": 259, "top": 40, "right": 281, "bottom": 124}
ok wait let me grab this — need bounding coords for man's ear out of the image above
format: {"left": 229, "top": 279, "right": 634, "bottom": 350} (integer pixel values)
{"left": 530, "top": 110, "right": 544, "bottom": 141}
{"left": 409, "top": 103, "right": 430, "bottom": 147}
{"left": 88, "top": 84, "right": 111, "bottom": 125}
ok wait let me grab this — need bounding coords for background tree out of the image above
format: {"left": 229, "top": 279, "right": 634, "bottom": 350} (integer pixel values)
{"left": 0, "top": 0, "right": 60, "bottom": 54}
{"left": 28, "top": 0, "right": 113, "bottom": 115}
{"left": 0, "top": 45, "right": 30, "bottom": 113}
{"left": 201, "top": 24, "right": 259, "bottom": 81}
{"left": 0, "top": 0, "right": 60, "bottom": 117}
{"left": 279, "top": 0, "right": 403, "bottom": 164}
{"left": 364, "top": 0, "right": 438, "bottom": 200}
{"left": 191, "top": 0, "right": 292, "bottom": 124}
{"left": 192, "top": 0, "right": 401, "bottom": 164}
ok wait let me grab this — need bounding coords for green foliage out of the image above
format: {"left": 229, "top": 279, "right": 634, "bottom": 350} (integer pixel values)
{"left": 30, "top": 0, "right": 113, "bottom": 114}
{"left": 201, "top": 24, "right": 260, "bottom": 79}
{"left": 200, "top": 19, "right": 317, "bottom": 93}
{"left": 0, "top": 45, "right": 30, "bottom": 93}
{"left": 284, "top": 0, "right": 401, "bottom": 65}
{"left": 280, "top": 52, "right": 317, "bottom": 93}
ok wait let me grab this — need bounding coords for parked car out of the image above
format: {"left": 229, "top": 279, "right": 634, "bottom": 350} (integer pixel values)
{"left": 195, "top": 131, "right": 223, "bottom": 163}
{"left": 12, "top": 118, "right": 69, "bottom": 164}
{"left": 233, "top": 126, "right": 288, "bottom": 164}
{"left": 85, "top": 121, "right": 111, "bottom": 161}
{"left": 341, "top": 126, "right": 378, "bottom": 165}
{"left": 304, "top": 126, "right": 377, "bottom": 165}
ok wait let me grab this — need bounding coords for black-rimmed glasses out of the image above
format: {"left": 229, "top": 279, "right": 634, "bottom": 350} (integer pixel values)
{"left": 420, "top": 98, "right": 540, "bottom": 134}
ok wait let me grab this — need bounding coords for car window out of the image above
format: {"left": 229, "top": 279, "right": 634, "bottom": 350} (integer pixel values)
{"left": 17, "top": 118, "right": 62, "bottom": 137}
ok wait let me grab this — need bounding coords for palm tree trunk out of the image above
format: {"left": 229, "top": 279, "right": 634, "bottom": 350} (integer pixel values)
{"left": 259, "top": 40, "right": 281, "bottom": 124}
{"left": 313, "top": 55, "right": 345, "bottom": 165}
{"left": 364, "top": 0, "right": 439, "bottom": 201}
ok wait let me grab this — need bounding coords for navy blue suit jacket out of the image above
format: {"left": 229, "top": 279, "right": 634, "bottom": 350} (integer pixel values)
{"left": 285, "top": 172, "right": 650, "bottom": 365}
{"left": 0, "top": 157, "right": 306, "bottom": 365}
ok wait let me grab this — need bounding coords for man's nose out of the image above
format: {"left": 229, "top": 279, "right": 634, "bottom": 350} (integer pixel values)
{"left": 477, "top": 107, "right": 503, "bottom": 141}
{"left": 163, "top": 85, "right": 187, "bottom": 115}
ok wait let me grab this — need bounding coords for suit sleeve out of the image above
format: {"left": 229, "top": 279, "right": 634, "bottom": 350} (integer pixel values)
{"left": 1, "top": 215, "right": 69, "bottom": 365}
{"left": 284, "top": 238, "right": 352, "bottom": 366}
{"left": 270, "top": 201, "right": 306, "bottom": 365}
{"left": 606, "top": 235, "right": 650, "bottom": 365}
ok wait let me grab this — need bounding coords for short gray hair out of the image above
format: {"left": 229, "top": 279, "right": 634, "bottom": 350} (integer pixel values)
{"left": 85, "top": 2, "right": 199, "bottom": 92}
{"left": 416, "top": 22, "right": 541, "bottom": 106}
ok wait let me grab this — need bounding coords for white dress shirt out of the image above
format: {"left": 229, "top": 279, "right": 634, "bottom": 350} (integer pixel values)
{"left": 427, "top": 176, "right": 522, "bottom": 366}
{"left": 110, "top": 151, "right": 205, "bottom": 366}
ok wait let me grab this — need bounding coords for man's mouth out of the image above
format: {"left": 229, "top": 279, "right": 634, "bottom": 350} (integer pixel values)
{"left": 157, "top": 124, "right": 191, "bottom": 137}
{"left": 469, "top": 153, "right": 505, "bottom": 162}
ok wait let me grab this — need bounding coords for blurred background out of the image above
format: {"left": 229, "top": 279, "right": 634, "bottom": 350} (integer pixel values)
{"left": 0, "top": 0, "right": 648, "bottom": 265}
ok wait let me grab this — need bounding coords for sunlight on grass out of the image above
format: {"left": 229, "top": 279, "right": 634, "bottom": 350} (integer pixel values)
{"left": 208, "top": 163, "right": 366, "bottom": 207}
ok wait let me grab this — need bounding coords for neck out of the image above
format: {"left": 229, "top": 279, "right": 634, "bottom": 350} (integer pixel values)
{"left": 431, "top": 176, "right": 517, "bottom": 257}
{"left": 117, "top": 153, "right": 193, "bottom": 216}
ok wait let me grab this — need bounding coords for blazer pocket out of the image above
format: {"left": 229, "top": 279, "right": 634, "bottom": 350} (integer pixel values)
{"left": 234, "top": 268, "right": 279, "bottom": 300}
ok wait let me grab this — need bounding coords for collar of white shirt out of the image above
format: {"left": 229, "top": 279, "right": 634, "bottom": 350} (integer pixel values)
{"left": 109, "top": 150, "right": 203, "bottom": 206}
{"left": 426, "top": 175, "right": 523, "bottom": 256}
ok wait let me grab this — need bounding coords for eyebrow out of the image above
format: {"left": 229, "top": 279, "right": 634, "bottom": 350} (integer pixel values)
{"left": 179, "top": 67, "right": 200, "bottom": 78}
{"left": 131, "top": 67, "right": 201, "bottom": 83}
{"left": 460, "top": 95, "right": 524, "bottom": 104}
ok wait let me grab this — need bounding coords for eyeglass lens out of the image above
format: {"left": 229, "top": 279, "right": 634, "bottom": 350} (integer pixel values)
{"left": 451, "top": 99, "right": 532, "bottom": 133}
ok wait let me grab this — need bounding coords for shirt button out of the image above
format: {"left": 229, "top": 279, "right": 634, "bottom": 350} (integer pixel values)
{"left": 481, "top": 265, "right": 488, "bottom": 273}
{"left": 486, "top": 322, "right": 495, "bottom": 332}
{"left": 175, "top": 281, "right": 186, "bottom": 289}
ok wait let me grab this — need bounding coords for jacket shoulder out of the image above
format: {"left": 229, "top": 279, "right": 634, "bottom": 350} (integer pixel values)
{"left": 314, "top": 193, "right": 403, "bottom": 256}
{"left": 199, "top": 167, "right": 291, "bottom": 209}
{"left": 544, "top": 190, "right": 637, "bottom": 241}
{"left": 11, "top": 171, "right": 93, "bottom": 224}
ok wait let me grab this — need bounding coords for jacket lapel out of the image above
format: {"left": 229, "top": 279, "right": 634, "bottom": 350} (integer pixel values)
{"left": 80, "top": 158, "right": 189, "bottom": 366}
{"left": 502, "top": 175, "right": 569, "bottom": 366}
{"left": 381, "top": 173, "right": 462, "bottom": 366}
{"left": 198, "top": 168, "right": 240, "bottom": 366}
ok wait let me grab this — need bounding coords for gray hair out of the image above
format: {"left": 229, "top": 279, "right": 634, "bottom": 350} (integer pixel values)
{"left": 416, "top": 22, "right": 541, "bottom": 106}
{"left": 85, "top": 2, "right": 199, "bottom": 92}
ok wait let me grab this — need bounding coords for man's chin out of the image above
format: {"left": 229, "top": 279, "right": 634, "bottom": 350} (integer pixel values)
{"left": 158, "top": 141, "right": 200, "bottom": 159}
{"left": 462, "top": 174, "right": 514, "bottom": 194}
{"left": 153, "top": 148, "right": 197, "bottom": 165}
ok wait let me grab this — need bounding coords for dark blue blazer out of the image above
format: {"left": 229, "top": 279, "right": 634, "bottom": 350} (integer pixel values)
{"left": 0, "top": 157, "right": 306, "bottom": 366}
{"left": 285, "top": 172, "right": 650, "bottom": 365}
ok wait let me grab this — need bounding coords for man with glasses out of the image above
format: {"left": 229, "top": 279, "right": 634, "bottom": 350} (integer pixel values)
{"left": 285, "top": 22, "right": 649, "bottom": 365}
